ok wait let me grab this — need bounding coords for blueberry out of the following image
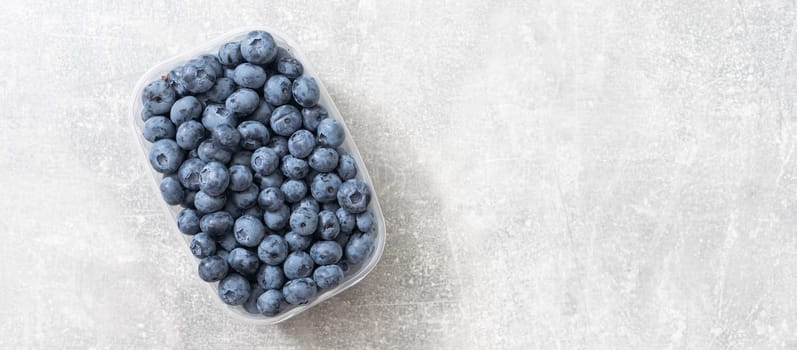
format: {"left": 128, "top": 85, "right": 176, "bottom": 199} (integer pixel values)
{"left": 266, "top": 136, "right": 289, "bottom": 158}
{"left": 256, "top": 289, "right": 286, "bottom": 316}
{"left": 251, "top": 147, "right": 279, "bottom": 176}
{"left": 293, "top": 197, "right": 320, "bottom": 214}
{"left": 143, "top": 116, "right": 176, "bottom": 143}
{"left": 302, "top": 106, "right": 328, "bottom": 132}
{"left": 201, "top": 77, "right": 236, "bottom": 104}
{"left": 148, "top": 139, "right": 184, "bottom": 174}
{"left": 337, "top": 179, "right": 371, "bottom": 214}
{"left": 345, "top": 232, "right": 374, "bottom": 264}
{"left": 292, "top": 75, "right": 320, "bottom": 107}
{"left": 310, "top": 172, "right": 342, "bottom": 203}
{"left": 257, "top": 234, "right": 288, "bottom": 265}
{"left": 199, "top": 161, "right": 229, "bottom": 196}
{"left": 264, "top": 74, "right": 292, "bottom": 106}
{"left": 176, "top": 158, "right": 204, "bottom": 191}
{"left": 227, "top": 248, "right": 260, "bottom": 275}
{"left": 269, "top": 105, "right": 302, "bottom": 136}
{"left": 198, "top": 255, "right": 229, "bottom": 282}
{"left": 334, "top": 230, "right": 351, "bottom": 248}
{"left": 182, "top": 190, "right": 197, "bottom": 209}
{"left": 246, "top": 99, "right": 273, "bottom": 125}
{"left": 257, "top": 171, "right": 284, "bottom": 189}
{"left": 257, "top": 187, "right": 285, "bottom": 212}
{"left": 356, "top": 210, "right": 374, "bottom": 233}
{"left": 283, "top": 251, "right": 314, "bottom": 279}
{"left": 232, "top": 63, "right": 267, "bottom": 89}
{"left": 216, "top": 232, "right": 239, "bottom": 252}
{"left": 201, "top": 104, "right": 236, "bottom": 131}
{"left": 190, "top": 232, "right": 216, "bottom": 258}
{"left": 179, "top": 58, "right": 217, "bottom": 94}
{"left": 199, "top": 54, "right": 224, "bottom": 77}
{"left": 176, "top": 208, "right": 200, "bottom": 235}
{"left": 322, "top": 202, "right": 340, "bottom": 212}
{"left": 240, "top": 30, "right": 278, "bottom": 64}
{"left": 280, "top": 180, "right": 307, "bottom": 203}
{"left": 159, "top": 175, "right": 184, "bottom": 205}
{"left": 264, "top": 204, "right": 290, "bottom": 231}
{"left": 243, "top": 206, "right": 264, "bottom": 219}
{"left": 289, "top": 208, "right": 318, "bottom": 236}
{"left": 336, "top": 259, "right": 351, "bottom": 274}
{"left": 225, "top": 88, "right": 260, "bottom": 116}
{"left": 194, "top": 191, "right": 226, "bottom": 214}
{"left": 336, "top": 208, "right": 356, "bottom": 234}
{"left": 233, "top": 215, "right": 265, "bottom": 247}
{"left": 230, "top": 151, "right": 253, "bottom": 167}
{"left": 288, "top": 129, "right": 316, "bottom": 158}
{"left": 237, "top": 121, "right": 270, "bottom": 150}
{"left": 165, "top": 65, "right": 188, "bottom": 96}
{"left": 282, "top": 278, "right": 317, "bottom": 305}
{"left": 168, "top": 96, "right": 202, "bottom": 125}
{"left": 285, "top": 231, "right": 313, "bottom": 251}
{"left": 232, "top": 184, "right": 259, "bottom": 209}
{"left": 217, "top": 249, "right": 231, "bottom": 261}
{"left": 218, "top": 41, "right": 244, "bottom": 66}
{"left": 228, "top": 165, "right": 253, "bottom": 192}
{"left": 141, "top": 79, "right": 176, "bottom": 115}
{"left": 211, "top": 124, "right": 241, "bottom": 152}
{"left": 256, "top": 264, "right": 285, "bottom": 290}
{"left": 281, "top": 155, "right": 309, "bottom": 180}
{"left": 313, "top": 265, "right": 344, "bottom": 289}
{"left": 308, "top": 148, "right": 339, "bottom": 174}
{"left": 309, "top": 241, "right": 343, "bottom": 265}
{"left": 224, "top": 200, "right": 243, "bottom": 219}
{"left": 276, "top": 55, "right": 303, "bottom": 79}
{"left": 199, "top": 211, "right": 234, "bottom": 238}
{"left": 218, "top": 273, "right": 251, "bottom": 305}
{"left": 175, "top": 120, "right": 206, "bottom": 150}
{"left": 316, "top": 118, "right": 345, "bottom": 148}
{"left": 337, "top": 154, "right": 357, "bottom": 180}
{"left": 197, "top": 139, "right": 232, "bottom": 164}
{"left": 316, "top": 210, "right": 340, "bottom": 240}
{"left": 244, "top": 285, "right": 266, "bottom": 314}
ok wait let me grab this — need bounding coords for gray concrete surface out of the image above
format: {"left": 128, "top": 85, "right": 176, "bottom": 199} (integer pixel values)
{"left": 1, "top": 0, "right": 797, "bottom": 349}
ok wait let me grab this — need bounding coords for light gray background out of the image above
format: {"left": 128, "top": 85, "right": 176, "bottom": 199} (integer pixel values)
{"left": 1, "top": 1, "right": 797, "bottom": 349}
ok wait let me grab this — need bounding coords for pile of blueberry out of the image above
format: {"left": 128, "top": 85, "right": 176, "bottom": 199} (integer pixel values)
{"left": 138, "top": 30, "right": 376, "bottom": 317}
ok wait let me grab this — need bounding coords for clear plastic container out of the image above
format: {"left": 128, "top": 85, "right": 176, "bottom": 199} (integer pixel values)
{"left": 129, "top": 27, "right": 385, "bottom": 324}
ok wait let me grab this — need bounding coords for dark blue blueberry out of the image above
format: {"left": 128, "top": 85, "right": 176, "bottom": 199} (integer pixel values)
{"left": 201, "top": 77, "right": 236, "bottom": 104}
{"left": 269, "top": 105, "right": 302, "bottom": 136}
{"left": 175, "top": 120, "right": 206, "bottom": 150}
{"left": 337, "top": 154, "right": 357, "bottom": 180}
{"left": 143, "top": 116, "right": 176, "bottom": 143}
{"left": 256, "top": 264, "right": 285, "bottom": 290}
{"left": 225, "top": 88, "right": 260, "bottom": 116}
{"left": 201, "top": 104, "right": 236, "bottom": 131}
{"left": 264, "top": 74, "right": 292, "bottom": 106}
{"left": 216, "top": 249, "right": 230, "bottom": 261}
{"left": 182, "top": 190, "right": 197, "bottom": 209}
{"left": 336, "top": 207, "right": 356, "bottom": 233}
{"left": 282, "top": 278, "right": 317, "bottom": 305}
{"left": 356, "top": 210, "right": 374, "bottom": 233}
{"left": 179, "top": 58, "right": 217, "bottom": 94}
{"left": 283, "top": 251, "right": 314, "bottom": 279}
{"left": 337, "top": 179, "right": 371, "bottom": 214}
{"left": 176, "top": 208, "right": 201, "bottom": 235}
{"left": 288, "top": 129, "right": 316, "bottom": 158}
{"left": 293, "top": 197, "right": 320, "bottom": 214}
{"left": 230, "top": 151, "right": 253, "bottom": 167}
{"left": 258, "top": 187, "right": 285, "bottom": 212}
{"left": 199, "top": 54, "right": 223, "bottom": 77}
{"left": 310, "top": 172, "right": 342, "bottom": 203}
{"left": 276, "top": 55, "right": 303, "bottom": 79}
{"left": 309, "top": 241, "right": 343, "bottom": 265}
{"left": 264, "top": 204, "right": 290, "bottom": 231}
{"left": 321, "top": 202, "right": 340, "bottom": 212}
{"left": 251, "top": 147, "right": 279, "bottom": 176}
{"left": 316, "top": 118, "right": 345, "bottom": 148}
{"left": 345, "top": 232, "right": 374, "bottom": 264}
{"left": 218, "top": 41, "right": 243, "bottom": 66}
{"left": 232, "top": 184, "right": 259, "bottom": 209}
{"left": 336, "top": 259, "right": 351, "bottom": 274}
{"left": 228, "top": 165, "right": 253, "bottom": 191}
{"left": 281, "top": 155, "right": 309, "bottom": 180}
{"left": 280, "top": 180, "right": 307, "bottom": 203}
{"left": 211, "top": 124, "right": 241, "bottom": 152}
{"left": 177, "top": 158, "right": 205, "bottom": 190}
{"left": 141, "top": 79, "right": 176, "bottom": 115}
{"left": 292, "top": 75, "right": 320, "bottom": 107}
{"left": 190, "top": 232, "right": 216, "bottom": 258}
{"left": 290, "top": 208, "right": 318, "bottom": 236}
{"left": 301, "top": 106, "right": 328, "bottom": 132}
{"left": 165, "top": 64, "right": 188, "bottom": 96}
{"left": 148, "top": 139, "right": 184, "bottom": 174}
{"left": 237, "top": 121, "right": 270, "bottom": 150}
{"left": 193, "top": 191, "right": 226, "bottom": 214}
{"left": 257, "top": 234, "right": 288, "bottom": 265}
{"left": 232, "top": 63, "right": 267, "bottom": 89}
{"left": 198, "top": 255, "right": 229, "bottom": 282}
{"left": 257, "top": 171, "right": 284, "bottom": 188}
{"left": 216, "top": 232, "right": 239, "bottom": 252}
{"left": 199, "top": 161, "right": 229, "bottom": 196}
{"left": 218, "top": 273, "right": 251, "bottom": 305}
{"left": 243, "top": 206, "right": 264, "bottom": 219}
{"left": 308, "top": 147, "right": 339, "bottom": 173}
{"left": 224, "top": 200, "right": 243, "bottom": 219}
{"left": 244, "top": 285, "right": 266, "bottom": 314}
{"left": 285, "top": 231, "right": 313, "bottom": 251}
{"left": 266, "top": 136, "right": 289, "bottom": 158}
{"left": 313, "top": 264, "right": 344, "bottom": 289}
{"left": 159, "top": 175, "right": 184, "bottom": 205}
{"left": 334, "top": 230, "right": 351, "bottom": 248}
{"left": 197, "top": 139, "right": 232, "bottom": 164}
{"left": 246, "top": 99, "right": 273, "bottom": 125}
{"left": 256, "top": 289, "right": 286, "bottom": 316}
{"left": 227, "top": 248, "right": 260, "bottom": 276}
{"left": 199, "top": 211, "right": 234, "bottom": 237}
{"left": 233, "top": 215, "right": 265, "bottom": 247}
{"left": 170, "top": 96, "right": 202, "bottom": 126}
{"left": 240, "top": 30, "right": 278, "bottom": 64}
{"left": 316, "top": 210, "right": 340, "bottom": 240}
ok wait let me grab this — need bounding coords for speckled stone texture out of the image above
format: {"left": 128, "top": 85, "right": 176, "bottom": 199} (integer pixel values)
{"left": 1, "top": 1, "right": 797, "bottom": 349}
